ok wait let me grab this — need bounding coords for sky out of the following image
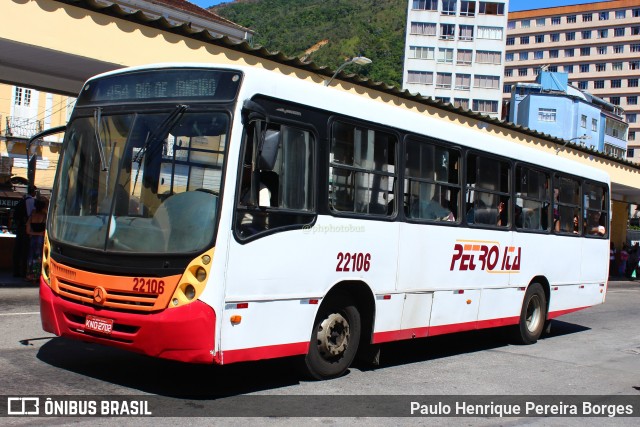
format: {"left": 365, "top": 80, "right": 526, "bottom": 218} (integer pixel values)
{"left": 188, "top": 0, "right": 606, "bottom": 13}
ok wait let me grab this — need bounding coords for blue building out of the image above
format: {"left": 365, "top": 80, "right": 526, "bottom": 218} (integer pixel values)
{"left": 509, "top": 71, "right": 628, "bottom": 159}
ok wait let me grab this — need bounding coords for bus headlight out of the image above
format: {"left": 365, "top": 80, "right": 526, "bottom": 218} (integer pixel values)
{"left": 168, "top": 248, "right": 214, "bottom": 309}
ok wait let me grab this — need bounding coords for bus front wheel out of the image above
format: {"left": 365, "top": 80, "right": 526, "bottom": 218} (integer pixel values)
{"left": 302, "top": 294, "right": 361, "bottom": 380}
{"left": 512, "top": 283, "right": 547, "bottom": 345}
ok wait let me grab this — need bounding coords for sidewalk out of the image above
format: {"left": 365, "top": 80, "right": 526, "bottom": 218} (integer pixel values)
{"left": 0, "top": 269, "right": 39, "bottom": 287}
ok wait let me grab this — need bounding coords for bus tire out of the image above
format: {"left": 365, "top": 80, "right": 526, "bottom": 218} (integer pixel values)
{"left": 302, "top": 294, "right": 361, "bottom": 380}
{"left": 512, "top": 283, "right": 547, "bottom": 345}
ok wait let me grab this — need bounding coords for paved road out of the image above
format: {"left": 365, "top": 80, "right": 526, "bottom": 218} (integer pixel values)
{"left": 0, "top": 280, "right": 639, "bottom": 426}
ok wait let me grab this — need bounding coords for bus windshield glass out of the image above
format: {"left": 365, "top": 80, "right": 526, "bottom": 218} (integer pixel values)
{"left": 50, "top": 108, "right": 229, "bottom": 254}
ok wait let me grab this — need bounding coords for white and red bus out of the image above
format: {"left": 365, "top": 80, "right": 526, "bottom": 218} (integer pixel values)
{"left": 40, "top": 64, "right": 609, "bottom": 379}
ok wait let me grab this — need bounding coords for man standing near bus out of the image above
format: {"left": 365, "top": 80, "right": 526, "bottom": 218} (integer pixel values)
{"left": 12, "top": 186, "right": 36, "bottom": 278}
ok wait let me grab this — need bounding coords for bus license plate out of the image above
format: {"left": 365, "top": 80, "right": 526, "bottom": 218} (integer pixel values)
{"left": 84, "top": 315, "right": 114, "bottom": 335}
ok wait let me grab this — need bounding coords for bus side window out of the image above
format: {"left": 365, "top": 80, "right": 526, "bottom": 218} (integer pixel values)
{"left": 235, "top": 120, "right": 315, "bottom": 240}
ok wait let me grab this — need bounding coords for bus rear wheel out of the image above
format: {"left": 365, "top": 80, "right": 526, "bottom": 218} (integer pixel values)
{"left": 512, "top": 283, "right": 547, "bottom": 345}
{"left": 302, "top": 294, "right": 361, "bottom": 380}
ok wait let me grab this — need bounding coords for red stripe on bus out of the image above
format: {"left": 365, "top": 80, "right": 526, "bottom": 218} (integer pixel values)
{"left": 221, "top": 342, "right": 309, "bottom": 364}
{"left": 547, "top": 306, "right": 589, "bottom": 319}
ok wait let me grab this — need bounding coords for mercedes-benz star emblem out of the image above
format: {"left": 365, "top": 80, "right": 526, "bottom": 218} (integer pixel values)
{"left": 93, "top": 286, "right": 106, "bottom": 305}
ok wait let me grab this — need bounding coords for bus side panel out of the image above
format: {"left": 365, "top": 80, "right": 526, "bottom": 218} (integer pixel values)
{"left": 477, "top": 287, "right": 524, "bottom": 326}
{"left": 221, "top": 217, "right": 399, "bottom": 355}
{"left": 428, "top": 289, "right": 481, "bottom": 335}
{"left": 548, "top": 283, "right": 606, "bottom": 317}
{"left": 580, "top": 238, "right": 609, "bottom": 284}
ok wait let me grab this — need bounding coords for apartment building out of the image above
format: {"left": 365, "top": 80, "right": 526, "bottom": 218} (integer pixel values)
{"left": 402, "top": 0, "right": 509, "bottom": 118}
{"left": 504, "top": 0, "right": 640, "bottom": 161}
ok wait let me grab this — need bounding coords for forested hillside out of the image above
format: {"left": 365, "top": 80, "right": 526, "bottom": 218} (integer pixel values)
{"left": 212, "top": 0, "right": 407, "bottom": 87}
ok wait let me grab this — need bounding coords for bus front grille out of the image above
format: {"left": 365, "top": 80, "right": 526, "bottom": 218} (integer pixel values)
{"left": 57, "top": 280, "right": 160, "bottom": 312}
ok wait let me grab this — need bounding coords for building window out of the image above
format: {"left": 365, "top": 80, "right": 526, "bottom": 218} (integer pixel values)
{"left": 460, "top": 1, "right": 476, "bottom": 16}
{"left": 410, "top": 22, "right": 437, "bottom": 36}
{"left": 518, "top": 68, "right": 528, "bottom": 76}
{"left": 459, "top": 25, "right": 474, "bottom": 41}
{"left": 519, "top": 52, "right": 529, "bottom": 61}
{"left": 412, "top": 0, "right": 438, "bottom": 10}
{"left": 407, "top": 70, "right": 434, "bottom": 84}
{"left": 582, "top": 30, "right": 592, "bottom": 39}
{"left": 615, "top": 45, "right": 625, "bottom": 53}
{"left": 548, "top": 65, "right": 558, "bottom": 72}
{"left": 455, "top": 73, "right": 471, "bottom": 90}
{"left": 549, "top": 50, "right": 559, "bottom": 58}
{"left": 632, "top": 26, "right": 640, "bottom": 35}
{"left": 631, "top": 44, "right": 640, "bottom": 53}
{"left": 442, "top": 0, "right": 457, "bottom": 15}
{"left": 628, "top": 148, "right": 635, "bottom": 158}
{"left": 474, "top": 75, "right": 500, "bottom": 89}
{"left": 581, "top": 114, "right": 587, "bottom": 127}
{"left": 612, "top": 62, "right": 623, "bottom": 71}
{"left": 506, "top": 36, "right": 515, "bottom": 46}
{"left": 627, "top": 113, "right": 638, "bottom": 123}
{"left": 616, "top": 10, "right": 625, "bottom": 19}
{"left": 13, "top": 87, "right": 32, "bottom": 107}
{"left": 479, "top": 2, "right": 505, "bottom": 15}
{"left": 472, "top": 99, "right": 499, "bottom": 113}
{"left": 440, "top": 23, "right": 456, "bottom": 40}
{"left": 611, "top": 79, "right": 622, "bottom": 88}
{"left": 564, "top": 65, "right": 574, "bottom": 73}
{"left": 628, "top": 96, "right": 638, "bottom": 105}
{"left": 598, "top": 46, "right": 608, "bottom": 55}
{"left": 437, "top": 48, "right": 454, "bottom": 63}
{"left": 615, "top": 27, "right": 625, "bottom": 37}
{"left": 476, "top": 50, "right": 501, "bottom": 64}
{"left": 505, "top": 68, "right": 513, "bottom": 77}
{"left": 521, "top": 20, "right": 530, "bottom": 29}
{"left": 630, "top": 61, "right": 640, "bottom": 70}
{"left": 454, "top": 98, "right": 470, "bottom": 109}
{"left": 435, "top": 96, "right": 450, "bottom": 103}
{"left": 536, "top": 18, "right": 545, "bottom": 27}
{"left": 578, "top": 81, "right": 588, "bottom": 90}
{"left": 550, "top": 33, "right": 560, "bottom": 42}
{"left": 503, "top": 84, "right": 512, "bottom": 93}
{"left": 634, "top": 8, "right": 640, "bottom": 17}
{"left": 596, "top": 63, "right": 606, "bottom": 72}
{"left": 505, "top": 52, "right": 514, "bottom": 62}
{"left": 580, "top": 47, "right": 590, "bottom": 56}
{"left": 580, "top": 64, "right": 590, "bottom": 73}
{"left": 567, "top": 15, "right": 576, "bottom": 23}
{"left": 552, "top": 17, "right": 561, "bottom": 25}
{"left": 629, "top": 78, "right": 639, "bottom": 87}
{"left": 535, "top": 35, "right": 545, "bottom": 43}
{"left": 436, "top": 72, "right": 453, "bottom": 89}
{"left": 598, "top": 29, "right": 608, "bottom": 38}
{"left": 409, "top": 46, "right": 435, "bottom": 60}
{"left": 538, "top": 108, "right": 557, "bottom": 122}
{"left": 582, "top": 13, "right": 592, "bottom": 22}
{"left": 477, "top": 26, "right": 503, "bottom": 40}
{"left": 565, "top": 48, "right": 575, "bottom": 57}
{"left": 599, "top": 11, "right": 609, "bottom": 20}
{"left": 594, "top": 80, "right": 605, "bottom": 89}
{"left": 457, "top": 49, "right": 473, "bottom": 65}
{"left": 565, "top": 32, "right": 575, "bottom": 41}
{"left": 610, "top": 96, "right": 620, "bottom": 105}
{"left": 535, "top": 51, "right": 544, "bottom": 60}
{"left": 520, "top": 36, "right": 529, "bottom": 44}
{"left": 630, "top": 131, "right": 636, "bottom": 141}
{"left": 592, "top": 118, "right": 598, "bottom": 131}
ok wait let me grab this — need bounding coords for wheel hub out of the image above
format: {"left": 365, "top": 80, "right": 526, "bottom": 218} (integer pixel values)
{"left": 316, "top": 313, "right": 350, "bottom": 358}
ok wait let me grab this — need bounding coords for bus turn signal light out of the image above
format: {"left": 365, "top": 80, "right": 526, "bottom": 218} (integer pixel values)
{"left": 230, "top": 315, "right": 242, "bottom": 324}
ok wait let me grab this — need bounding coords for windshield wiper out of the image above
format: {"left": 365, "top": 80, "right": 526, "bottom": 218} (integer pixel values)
{"left": 132, "top": 104, "right": 188, "bottom": 195}
{"left": 93, "top": 107, "right": 108, "bottom": 171}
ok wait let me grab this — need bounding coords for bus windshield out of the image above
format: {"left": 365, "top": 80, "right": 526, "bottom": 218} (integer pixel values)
{"left": 50, "top": 108, "right": 229, "bottom": 254}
